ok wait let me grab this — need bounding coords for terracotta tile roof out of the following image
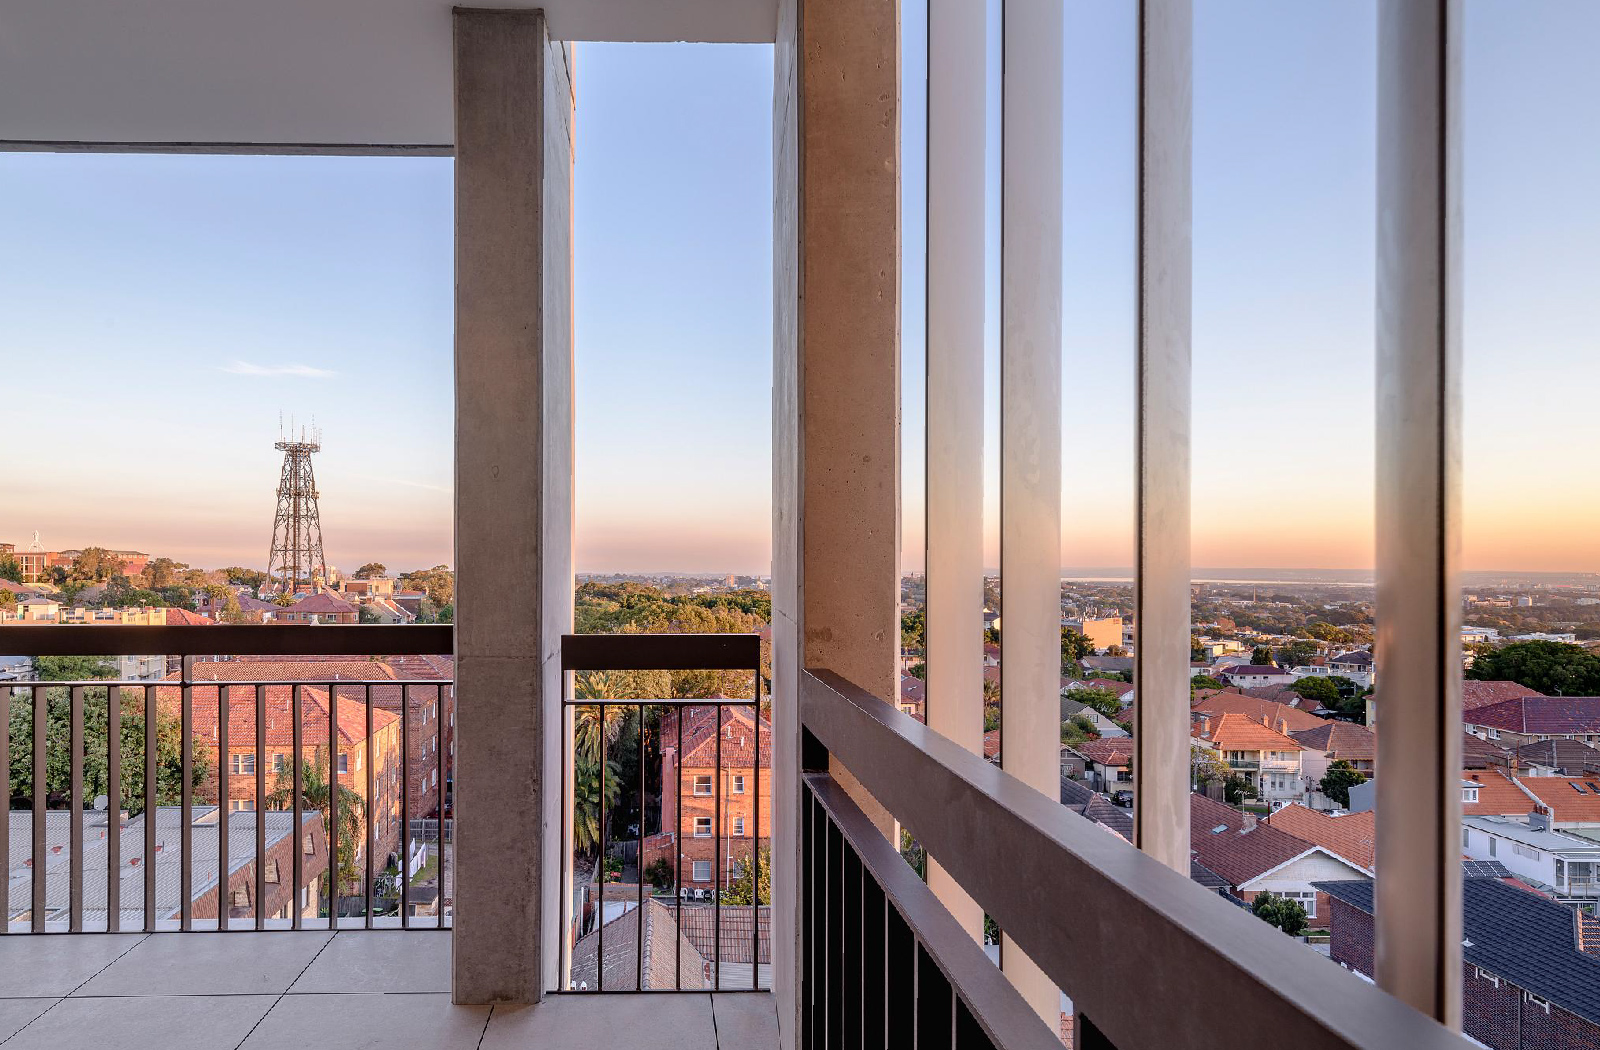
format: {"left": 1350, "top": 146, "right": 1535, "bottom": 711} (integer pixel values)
{"left": 1463, "top": 680, "right": 1546, "bottom": 711}
{"left": 678, "top": 706, "right": 772, "bottom": 769}
{"left": 1462, "top": 768, "right": 1536, "bottom": 817}
{"left": 1468, "top": 696, "right": 1600, "bottom": 736}
{"left": 1289, "top": 722, "right": 1376, "bottom": 763}
{"left": 1463, "top": 732, "right": 1513, "bottom": 770}
{"left": 1202, "top": 712, "right": 1305, "bottom": 753}
{"left": 1516, "top": 738, "right": 1600, "bottom": 774}
{"left": 983, "top": 729, "right": 1000, "bottom": 760}
{"left": 1191, "top": 691, "right": 1330, "bottom": 734}
{"left": 159, "top": 607, "right": 215, "bottom": 626}
{"left": 154, "top": 661, "right": 400, "bottom": 746}
{"left": 1077, "top": 739, "right": 1133, "bottom": 767}
{"left": 1518, "top": 776, "right": 1600, "bottom": 824}
{"left": 1266, "top": 805, "right": 1375, "bottom": 870}
{"left": 1189, "top": 794, "right": 1318, "bottom": 887}
{"left": 288, "top": 592, "right": 357, "bottom": 615}
{"left": 899, "top": 675, "right": 926, "bottom": 704}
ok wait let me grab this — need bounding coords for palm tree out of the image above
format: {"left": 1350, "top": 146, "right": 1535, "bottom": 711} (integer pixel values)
{"left": 572, "top": 701, "right": 630, "bottom": 766}
{"left": 265, "top": 747, "right": 365, "bottom": 898}
{"left": 572, "top": 756, "right": 621, "bottom": 856}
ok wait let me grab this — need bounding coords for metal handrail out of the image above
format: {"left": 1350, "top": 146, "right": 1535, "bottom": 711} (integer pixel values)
{"left": 3, "top": 623, "right": 453, "bottom": 657}
{"left": 800, "top": 668, "right": 1474, "bottom": 1050}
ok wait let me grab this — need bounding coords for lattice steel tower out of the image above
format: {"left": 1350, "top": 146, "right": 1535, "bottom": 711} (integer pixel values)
{"left": 266, "top": 427, "right": 328, "bottom": 593}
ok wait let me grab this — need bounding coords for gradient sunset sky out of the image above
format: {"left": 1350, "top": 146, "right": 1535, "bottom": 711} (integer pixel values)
{"left": 2, "top": 2, "right": 1596, "bottom": 576}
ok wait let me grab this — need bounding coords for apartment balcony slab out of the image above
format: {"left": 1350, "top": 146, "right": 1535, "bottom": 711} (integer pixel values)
{"left": 0, "top": 931, "right": 777, "bottom": 1050}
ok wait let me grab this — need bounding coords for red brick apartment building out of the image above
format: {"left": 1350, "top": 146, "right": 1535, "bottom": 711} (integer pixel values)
{"left": 644, "top": 705, "right": 772, "bottom": 892}
{"left": 219, "top": 654, "right": 456, "bottom": 825}
{"left": 156, "top": 661, "right": 408, "bottom": 872}
{"left": 1320, "top": 876, "right": 1600, "bottom": 1050}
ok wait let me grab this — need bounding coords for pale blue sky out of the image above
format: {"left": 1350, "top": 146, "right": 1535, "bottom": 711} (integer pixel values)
{"left": 2, "top": 2, "right": 1596, "bottom": 575}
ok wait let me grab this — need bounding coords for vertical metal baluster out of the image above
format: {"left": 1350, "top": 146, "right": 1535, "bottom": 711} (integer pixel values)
{"left": 0, "top": 683, "right": 9, "bottom": 931}
{"left": 218, "top": 683, "right": 230, "bottom": 931}
{"left": 180, "top": 656, "right": 193, "bottom": 930}
{"left": 597, "top": 702, "right": 606, "bottom": 991}
{"left": 327, "top": 684, "right": 338, "bottom": 930}
{"left": 437, "top": 683, "right": 445, "bottom": 929}
{"left": 292, "top": 683, "right": 303, "bottom": 931}
{"left": 32, "top": 684, "right": 45, "bottom": 932}
{"left": 752, "top": 676, "right": 761, "bottom": 989}
{"left": 69, "top": 685, "right": 84, "bottom": 932}
{"left": 144, "top": 685, "right": 156, "bottom": 931}
{"left": 365, "top": 683, "right": 374, "bottom": 929}
{"left": 559, "top": 694, "right": 569, "bottom": 986}
{"left": 107, "top": 685, "right": 121, "bottom": 933}
{"left": 401, "top": 684, "right": 411, "bottom": 928}
{"left": 675, "top": 706, "right": 683, "bottom": 990}
{"left": 256, "top": 684, "right": 266, "bottom": 931}
{"left": 636, "top": 702, "right": 645, "bottom": 991}
{"left": 714, "top": 702, "right": 722, "bottom": 991}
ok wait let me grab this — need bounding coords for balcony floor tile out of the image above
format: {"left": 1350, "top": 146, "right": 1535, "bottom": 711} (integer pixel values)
{"left": 0, "top": 998, "right": 57, "bottom": 1042}
{"left": 0, "top": 933, "right": 146, "bottom": 997}
{"left": 481, "top": 992, "right": 718, "bottom": 1050}
{"left": 713, "top": 991, "right": 781, "bottom": 1048}
{"left": 73, "top": 931, "right": 335, "bottom": 997}
{"left": 288, "top": 930, "right": 450, "bottom": 994}
{"left": 0, "top": 994, "right": 277, "bottom": 1050}
{"left": 241, "top": 993, "right": 490, "bottom": 1050}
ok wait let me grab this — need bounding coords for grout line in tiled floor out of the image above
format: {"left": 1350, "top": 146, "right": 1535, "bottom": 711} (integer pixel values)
{"left": 0, "top": 932, "right": 151, "bottom": 1046}
{"left": 230, "top": 930, "right": 339, "bottom": 1050}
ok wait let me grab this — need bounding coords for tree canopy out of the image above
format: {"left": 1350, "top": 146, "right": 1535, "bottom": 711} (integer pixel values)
{"left": 1251, "top": 891, "right": 1309, "bottom": 936}
{"left": 8, "top": 687, "right": 201, "bottom": 814}
{"left": 1320, "top": 759, "right": 1367, "bottom": 808}
{"left": 1466, "top": 640, "right": 1600, "bottom": 696}
{"left": 353, "top": 563, "right": 387, "bottom": 579}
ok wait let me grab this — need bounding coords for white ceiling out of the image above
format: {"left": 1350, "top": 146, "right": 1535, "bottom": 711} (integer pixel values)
{"left": 0, "top": 0, "right": 776, "bottom": 149}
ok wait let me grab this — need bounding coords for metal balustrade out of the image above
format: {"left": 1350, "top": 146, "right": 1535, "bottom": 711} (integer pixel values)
{"left": 558, "top": 633, "right": 766, "bottom": 993}
{"left": 2, "top": 625, "right": 453, "bottom": 933}
{"left": 800, "top": 668, "right": 1475, "bottom": 1050}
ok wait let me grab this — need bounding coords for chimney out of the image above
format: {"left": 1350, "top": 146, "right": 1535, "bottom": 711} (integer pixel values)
{"left": 1199, "top": 715, "right": 1210, "bottom": 737}
{"left": 1261, "top": 715, "right": 1270, "bottom": 728}
{"left": 1241, "top": 812, "right": 1257, "bottom": 832}
{"left": 1276, "top": 719, "right": 1287, "bottom": 735}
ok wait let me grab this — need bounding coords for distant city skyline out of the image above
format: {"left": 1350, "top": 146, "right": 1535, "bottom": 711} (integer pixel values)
{"left": 4, "top": 6, "right": 1599, "bottom": 577}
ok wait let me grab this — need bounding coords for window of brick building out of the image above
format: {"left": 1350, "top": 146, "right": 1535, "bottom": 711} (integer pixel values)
{"left": 693, "top": 774, "right": 713, "bottom": 796}
{"left": 694, "top": 817, "right": 712, "bottom": 838}
{"left": 692, "top": 860, "right": 712, "bottom": 883}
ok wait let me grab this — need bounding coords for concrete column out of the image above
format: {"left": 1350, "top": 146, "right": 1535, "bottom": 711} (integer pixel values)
{"left": 772, "top": 0, "right": 899, "bottom": 1041}
{"left": 1131, "top": 0, "right": 1192, "bottom": 877}
{"left": 1375, "top": 0, "right": 1462, "bottom": 1027}
{"left": 923, "top": 0, "right": 987, "bottom": 945}
{"left": 451, "top": 7, "right": 574, "bottom": 1005}
{"left": 999, "top": 0, "right": 1063, "bottom": 1024}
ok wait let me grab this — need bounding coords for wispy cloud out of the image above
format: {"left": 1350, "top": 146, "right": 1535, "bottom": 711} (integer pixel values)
{"left": 221, "top": 360, "right": 337, "bottom": 379}
{"left": 352, "top": 473, "right": 453, "bottom": 495}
